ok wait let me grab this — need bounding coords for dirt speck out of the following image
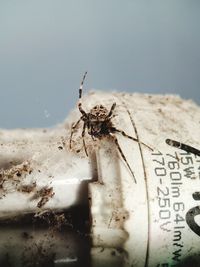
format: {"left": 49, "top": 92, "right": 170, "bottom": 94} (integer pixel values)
{"left": 32, "top": 187, "right": 55, "bottom": 208}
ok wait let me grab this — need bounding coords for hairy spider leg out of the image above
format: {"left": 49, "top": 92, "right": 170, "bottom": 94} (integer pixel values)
{"left": 82, "top": 122, "right": 88, "bottom": 156}
{"left": 110, "top": 127, "right": 153, "bottom": 151}
{"left": 69, "top": 118, "right": 82, "bottom": 149}
{"left": 79, "top": 71, "right": 87, "bottom": 99}
{"left": 107, "top": 102, "right": 117, "bottom": 118}
{"left": 166, "top": 139, "right": 200, "bottom": 156}
{"left": 78, "top": 71, "right": 88, "bottom": 115}
{"left": 109, "top": 133, "right": 137, "bottom": 183}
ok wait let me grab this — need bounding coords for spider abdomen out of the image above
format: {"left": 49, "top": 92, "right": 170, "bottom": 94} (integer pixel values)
{"left": 88, "top": 120, "right": 112, "bottom": 137}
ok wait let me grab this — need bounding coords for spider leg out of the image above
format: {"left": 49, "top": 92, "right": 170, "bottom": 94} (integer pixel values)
{"left": 82, "top": 122, "right": 88, "bottom": 157}
{"left": 69, "top": 118, "right": 82, "bottom": 149}
{"left": 91, "top": 135, "right": 95, "bottom": 141}
{"left": 78, "top": 72, "right": 88, "bottom": 116}
{"left": 109, "top": 133, "right": 137, "bottom": 183}
{"left": 107, "top": 102, "right": 116, "bottom": 118}
{"left": 110, "top": 127, "right": 153, "bottom": 151}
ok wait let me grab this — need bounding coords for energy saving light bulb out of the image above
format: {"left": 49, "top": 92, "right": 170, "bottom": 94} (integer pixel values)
{"left": 0, "top": 91, "right": 200, "bottom": 267}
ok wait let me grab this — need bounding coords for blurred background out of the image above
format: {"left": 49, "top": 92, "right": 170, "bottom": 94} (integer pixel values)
{"left": 0, "top": 0, "right": 200, "bottom": 128}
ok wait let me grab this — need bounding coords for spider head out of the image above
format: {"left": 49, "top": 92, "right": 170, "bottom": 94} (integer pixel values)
{"left": 90, "top": 105, "right": 108, "bottom": 121}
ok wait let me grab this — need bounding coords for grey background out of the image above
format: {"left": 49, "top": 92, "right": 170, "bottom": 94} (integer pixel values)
{"left": 0, "top": 0, "right": 200, "bottom": 129}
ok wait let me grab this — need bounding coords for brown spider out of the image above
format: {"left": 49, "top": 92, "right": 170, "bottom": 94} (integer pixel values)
{"left": 69, "top": 72, "right": 152, "bottom": 183}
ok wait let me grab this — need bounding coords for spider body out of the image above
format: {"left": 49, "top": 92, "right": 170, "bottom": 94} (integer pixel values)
{"left": 85, "top": 105, "right": 112, "bottom": 138}
{"left": 69, "top": 72, "right": 152, "bottom": 183}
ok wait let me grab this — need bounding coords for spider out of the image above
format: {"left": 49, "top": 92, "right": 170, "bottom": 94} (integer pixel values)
{"left": 69, "top": 72, "right": 152, "bottom": 183}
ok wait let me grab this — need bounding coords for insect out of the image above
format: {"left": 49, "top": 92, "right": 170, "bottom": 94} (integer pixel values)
{"left": 69, "top": 72, "right": 152, "bottom": 183}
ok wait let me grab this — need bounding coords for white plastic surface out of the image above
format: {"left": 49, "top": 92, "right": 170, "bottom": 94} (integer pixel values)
{"left": 0, "top": 128, "right": 91, "bottom": 218}
{"left": 86, "top": 92, "right": 200, "bottom": 267}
